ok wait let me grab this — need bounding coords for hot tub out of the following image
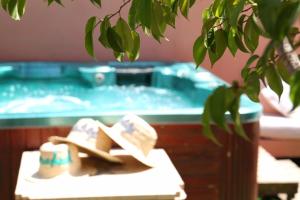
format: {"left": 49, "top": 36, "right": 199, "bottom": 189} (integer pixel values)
{"left": 0, "top": 62, "right": 261, "bottom": 200}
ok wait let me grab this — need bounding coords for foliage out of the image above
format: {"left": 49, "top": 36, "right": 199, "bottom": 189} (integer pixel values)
{"left": 1, "top": 0, "right": 300, "bottom": 143}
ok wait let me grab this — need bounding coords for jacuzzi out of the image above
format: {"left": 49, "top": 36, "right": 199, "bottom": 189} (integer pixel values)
{"left": 0, "top": 62, "right": 261, "bottom": 200}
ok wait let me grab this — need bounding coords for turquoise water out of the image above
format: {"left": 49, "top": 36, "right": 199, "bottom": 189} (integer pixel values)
{"left": 0, "top": 79, "right": 195, "bottom": 114}
{"left": 0, "top": 62, "right": 262, "bottom": 126}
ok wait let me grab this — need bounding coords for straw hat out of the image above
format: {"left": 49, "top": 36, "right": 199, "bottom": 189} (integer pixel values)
{"left": 38, "top": 142, "right": 71, "bottom": 178}
{"left": 27, "top": 142, "right": 114, "bottom": 182}
{"left": 49, "top": 118, "right": 123, "bottom": 164}
{"left": 98, "top": 114, "right": 158, "bottom": 167}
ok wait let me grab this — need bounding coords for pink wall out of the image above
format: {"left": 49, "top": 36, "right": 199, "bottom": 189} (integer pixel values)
{"left": 0, "top": 1, "right": 257, "bottom": 83}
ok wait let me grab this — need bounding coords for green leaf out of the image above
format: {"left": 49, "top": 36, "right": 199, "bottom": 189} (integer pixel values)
{"left": 151, "top": 0, "right": 165, "bottom": 41}
{"left": 85, "top": 16, "right": 97, "bottom": 57}
{"left": 189, "top": 0, "right": 196, "bottom": 7}
{"left": 48, "top": 0, "right": 55, "bottom": 6}
{"left": 209, "top": 86, "right": 231, "bottom": 132}
{"left": 257, "top": 0, "right": 281, "bottom": 39}
{"left": 202, "top": 97, "right": 221, "bottom": 145}
{"left": 274, "top": 1, "right": 300, "bottom": 41}
{"left": 115, "top": 18, "right": 134, "bottom": 52}
{"left": 246, "top": 54, "right": 259, "bottom": 67}
{"left": 288, "top": 27, "right": 300, "bottom": 42}
{"left": 90, "top": 0, "right": 101, "bottom": 8}
{"left": 237, "top": 14, "right": 247, "bottom": 34}
{"left": 128, "top": 0, "right": 140, "bottom": 29}
{"left": 205, "top": 29, "right": 215, "bottom": 50}
{"left": 241, "top": 55, "right": 259, "bottom": 79}
{"left": 258, "top": 41, "right": 275, "bottom": 66}
{"left": 114, "top": 51, "right": 125, "bottom": 62}
{"left": 265, "top": 64, "right": 283, "bottom": 98}
{"left": 179, "top": 0, "right": 189, "bottom": 18}
{"left": 290, "top": 71, "right": 300, "bottom": 110}
{"left": 53, "top": 0, "right": 63, "bottom": 6}
{"left": 226, "top": 0, "right": 245, "bottom": 26}
{"left": 171, "top": 0, "right": 179, "bottom": 13}
{"left": 228, "top": 92, "right": 248, "bottom": 140}
{"left": 234, "top": 32, "right": 249, "bottom": 53}
{"left": 244, "top": 16, "right": 259, "bottom": 53}
{"left": 47, "top": 0, "right": 63, "bottom": 6}
{"left": 127, "top": 31, "right": 140, "bottom": 61}
{"left": 202, "top": 17, "right": 218, "bottom": 34}
{"left": 208, "top": 29, "right": 227, "bottom": 65}
{"left": 193, "top": 34, "right": 207, "bottom": 66}
{"left": 98, "top": 17, "right": 111, "bottom": 48}
{"left": 252, "top": 14, "right": 269, "bottom": 38}
{"left": 8, "top": 0, "right": 18, "bottom": 20}
{"left": 258, "top": 0, "right": 300, "bottom": 41}
{"left": 228, "top": 27, "right": 238, "bottom": 56}
{"left": 1, "top": 0, "right": 8, "bottom": 11}
{"left": 241, "top": 67, "right": 250, "bottom": 80}
{"left": 202, "top": 8, "right": 211, "bottom": 22}
{"left": 245, "top": 72, "right": 260, "bottom": 102}
{"left": 85, "top": 16, "right": 96, "bottom": 35}
{"left": 107, "top": 27, "right": 124, "bottom": 53}
{"left": 214, "top": 29, "right": 227, "bottom": 57}
{"left": 18, "top": 0, "right": 26, "bottom": 18}
{"left": 164, "top": 5, "right": 176, "bottom": 28}
{"left": 212, "top": 0, "right": 225, "bottom": 18}
{"left": 208, "top": 49, "right": 218, "bottom": 66}
{"left": 276, "top": 58, "right": 291, "bottom": 84}
{"left": 140, "top": 0, "right": 152, "bottom": 29}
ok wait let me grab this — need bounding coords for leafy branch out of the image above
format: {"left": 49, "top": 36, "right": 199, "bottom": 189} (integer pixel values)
{"left": 2, "top": 0, "right": 300, "bottom": 143}
{"left": 192, "top": 0, "right": 300, "bottom": 142}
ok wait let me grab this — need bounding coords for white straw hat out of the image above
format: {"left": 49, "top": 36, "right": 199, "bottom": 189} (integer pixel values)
{"left": 97, "top": 114, "right": 158, "bottom": 167}
{"left": 49, "top": 118, "right": 122, "bottom": 164}
{"left": 38, "top": 142, "right": 71, "bottom": 178}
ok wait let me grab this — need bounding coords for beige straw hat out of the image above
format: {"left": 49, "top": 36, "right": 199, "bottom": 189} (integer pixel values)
{"left": 98, "top": 114, "right": 158, "bottom": 167}
{"left": 49, "top": 118, "right": 123, "bottom": 164}
{"left": 38, "top": 142, "right": 71, "bottom": 178}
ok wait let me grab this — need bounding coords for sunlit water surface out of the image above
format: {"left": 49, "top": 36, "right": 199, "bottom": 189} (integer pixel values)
{"left": 0, "top": 79, "right": 195, "bottom": 114}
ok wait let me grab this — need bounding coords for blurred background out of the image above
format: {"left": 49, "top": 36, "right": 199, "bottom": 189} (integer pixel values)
{"left": 0, "top": 0, "right": 260, "bottom": 84}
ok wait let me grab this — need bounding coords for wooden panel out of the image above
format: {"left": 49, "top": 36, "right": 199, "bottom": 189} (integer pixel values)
{"left": 10, "top": 129, "right": 27, "bottom": 200}
{"left": 25, "top": 128, "right": 41, "bottom": 151}
{"left": 0, "top": 130, "right": 12, "bottom": 200}
{"left": 153, "top": 124, "right": 224, "bottom": 200}
{"left": 222, "top": 122, "right": 259, "bottom": 200}
{"left": 260, "top": 139, "right": 300, "bottom": 158}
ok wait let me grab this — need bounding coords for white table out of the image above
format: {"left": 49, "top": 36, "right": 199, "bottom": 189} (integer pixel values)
{"left": 15, "top": 149, "right": 186, "bottom": 200}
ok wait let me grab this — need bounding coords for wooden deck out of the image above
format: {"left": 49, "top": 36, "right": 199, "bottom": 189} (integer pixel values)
{"left": 258, "top": 147, "right": 300, "bottom": 200}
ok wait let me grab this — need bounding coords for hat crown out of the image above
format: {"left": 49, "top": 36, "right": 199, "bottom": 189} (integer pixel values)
{"left": 70, "top": 118, "right": 99, "bottom": 142}
{"left": 38, "top": 142, "right": 71, "bottom": 178}
{"left": 112, "top": 114, "right": 157, "bottom": 156}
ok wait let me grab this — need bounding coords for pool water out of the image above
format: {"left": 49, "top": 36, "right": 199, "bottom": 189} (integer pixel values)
{"left": 0, "top": 79, "right": 194, "bottom": 114}
{"left": 0, "top": 62, "right": 261, "bottom": 126}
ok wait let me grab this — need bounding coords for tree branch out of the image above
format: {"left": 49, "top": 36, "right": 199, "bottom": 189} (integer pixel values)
{"left": 94, "top": 0, "right": 132, "bottom": 31}
{"left": 108, "top": 0, "right": 131, "bottom": 20}
{"left": 242, "top": 6, "right": 254, "bottom": 13}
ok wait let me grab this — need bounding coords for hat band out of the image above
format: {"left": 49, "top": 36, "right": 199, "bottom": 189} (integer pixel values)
{"left": 40, "top": 151, "right": 72, "bottom": 167}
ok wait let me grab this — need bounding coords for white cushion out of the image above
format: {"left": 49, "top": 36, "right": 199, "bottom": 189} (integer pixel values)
{"left": 260, "top": 115, "right": 300, "bottom": 139}
{"left": 260, "top": 81, "right": 300, "bottom": 118}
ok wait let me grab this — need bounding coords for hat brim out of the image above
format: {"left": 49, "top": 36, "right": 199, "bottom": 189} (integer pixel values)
{"left": 48, "top": 136, "right": 123, "bottom": 164}
{"left": 98, "top": 123, "right": 155, "bottom": 167}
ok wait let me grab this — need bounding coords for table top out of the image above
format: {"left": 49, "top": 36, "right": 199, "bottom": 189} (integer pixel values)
{"left": 258, "top": 147, "right": 300, "bottom": 183}
{"left": 15, "top": 149, "right": 186, "bottom": 200}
